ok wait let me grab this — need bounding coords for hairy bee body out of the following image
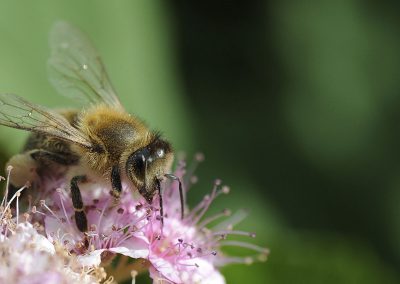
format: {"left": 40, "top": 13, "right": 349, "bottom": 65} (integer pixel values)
{"left": 8, "top": 111, "right": 80, "bottom": 187}
{"left": 16, "top": 106, "right": 145, "bottom": 171}
{"left": 8, "top": 104, "right": 173, "bottom": 194}
{"left": 72, "top": 105, "right": 151, "bottom": 173}
{"left": 1, "top": 22, "right": 178, "bottom": 232}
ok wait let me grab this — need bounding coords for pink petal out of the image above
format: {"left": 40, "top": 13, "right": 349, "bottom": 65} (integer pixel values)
{"left": 77, "top": 238, "right": 149, "bottom": 267}
{"left": 109, "top": 236, "right": 149, "bottom": 258}
{"left": 78, "top": 249, "right": 105, "bottom": 266}
{"left": 109, "top": 246, "right": 148, "bottom": 259}
{"left": 19, "top": 272, "right": 63, "bottom": 284}
{"left": 149, "top": 256, "right": 226, "bottom": 284}
{"left": 149, "top": 256, "right": 181, "bottom": 283}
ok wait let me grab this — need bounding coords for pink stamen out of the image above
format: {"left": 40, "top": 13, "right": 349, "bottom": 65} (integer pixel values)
{"left": 190, "top": 180, "right": 220, "bottom": 225}
{"left": 195, "top": 250, "right": 218, "bottom": 259}
{"left": 178, "top": 262, "right": 200, "bottom": 268}
{"left": 57, "top": 189, "right": 72, "bottom": 228}
{"left": 183, "top": 153, "right": 204, "bottom": 190}
{"left": 212, "top": 230, "right": 256, "bottom": 238}
{"left": 40, "top": 200, "right": 63, "bottom": 223}
{"left": 158, "top": 243, "right": 179, "bottom": 258}
{"left": 186, "top": 195, "right": 210, "bottom": 220}
{"left": 16, "top": 191, "right": 20, "bottom": 225}
{"left": 211, "top": 209, "right": 248, "bottom": 231}
{"left": 1, "top": 166, "right": 13, "bottom": 208}
{"left": 219, "top": 240, "right": 269, "bottom": 255}
{"left": 96, "top": 198, "right": 111, "bottom": 232}
{"left": 0, "top": 184, "right": 26, "bottom": 221}
{"left": 198, "top": 209, "right": 231, "bottom": 228}
{"left": 217, "top": 256, "right": 256, "bottom": 265}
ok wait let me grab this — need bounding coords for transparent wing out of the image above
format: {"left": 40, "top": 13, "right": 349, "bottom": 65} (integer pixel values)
{"left": 47, "top": 21, "right": 123, "bottom": 109}
{"left": 0, "top": 94, "right": 92, "bottom": 149}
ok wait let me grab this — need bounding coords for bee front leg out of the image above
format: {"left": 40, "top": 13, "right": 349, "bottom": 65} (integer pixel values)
{"left": 70, "top": 175, "right": 88, "bottom": 232}
{"left": 110, "top": 165, "right": 122, "bottom": 199}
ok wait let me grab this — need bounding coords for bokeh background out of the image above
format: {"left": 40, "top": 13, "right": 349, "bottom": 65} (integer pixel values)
{"left": 0, "top": 1, "right": 400, "bottom": 283}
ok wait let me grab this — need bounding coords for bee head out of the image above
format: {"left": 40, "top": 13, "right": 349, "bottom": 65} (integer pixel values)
{"left": 125, "top": 136, "right": 173, "bottom": 202}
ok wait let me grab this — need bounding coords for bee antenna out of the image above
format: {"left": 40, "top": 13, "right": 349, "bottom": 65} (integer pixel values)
{"left": 165, "top": 173, "right": 184, "bottom": 219}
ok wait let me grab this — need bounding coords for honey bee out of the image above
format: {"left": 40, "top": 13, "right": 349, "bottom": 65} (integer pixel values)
{"left": 0, "top": 21, "right": 183, "bottom": 232}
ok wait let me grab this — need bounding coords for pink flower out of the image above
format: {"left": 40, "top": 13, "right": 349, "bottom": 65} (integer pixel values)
{"left": 5, "top": 154, "right": 267, "bottom": 284}
{"left": 0, "top": 176, "right": 108, "bottom": 284}
{"left": 0, "top": 222, "right": 105, "bottom": 284}
{"left": 35, "top": 179, "right": 150, "bottom": 266}
{"left": 142, "top": 159, "right": 269, "bottom": 284}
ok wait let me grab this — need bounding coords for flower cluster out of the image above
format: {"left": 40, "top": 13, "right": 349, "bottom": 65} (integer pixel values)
{"left": 1, "top": 155, "right": 268, "bottom": 284}
{"left": 0, "top": 174, "right": 110, "bottom": 284}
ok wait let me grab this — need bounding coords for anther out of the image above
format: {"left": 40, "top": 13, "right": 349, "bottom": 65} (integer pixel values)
{"left": 23, "top": 213, "right": 30, "bottom": 222}
{"left": 131, "top": 270, "right": 138, "bottom": 279}
{"left": 190, "top": 176, "right": 198, "bottom": 184}
{"left": 195, "top": 152, "right": 205, "bottom": 162}
{"left": 244, "top": 257, "right": 253, "bottom": 265}
{"left": 258, "top": 253, "right": 268, "bottom": 262}
{"left": 221, "top": 185, "right": 230, "bottom": 194}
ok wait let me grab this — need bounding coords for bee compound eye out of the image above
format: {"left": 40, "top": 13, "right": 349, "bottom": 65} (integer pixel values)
{"left": 127, "top": 147, "right": 154, "bottom": 179}
{"left": 126, "top": 151, "right": 146, "bottom": 179}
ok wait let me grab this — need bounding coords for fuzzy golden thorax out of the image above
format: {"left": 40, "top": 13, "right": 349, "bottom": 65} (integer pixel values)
{"left": 73, "top": 104, "right": 153, "bottom": 174}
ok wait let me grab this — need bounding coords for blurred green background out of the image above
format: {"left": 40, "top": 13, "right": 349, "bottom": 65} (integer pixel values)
{"left": 1, "top": 1, "right": 400, "bottom": 283}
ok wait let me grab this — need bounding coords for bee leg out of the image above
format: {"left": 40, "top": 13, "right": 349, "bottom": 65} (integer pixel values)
{"left": 155, "top": 179, "right": 164, "bottom": 227}
{"left": 110, "top": 165, "right": 122, "bottom": 199}
{"left": 70, "top": 175, "right": 88, "bottom": 232}
{"left": 165, "top": 174, "right": 185, "bottom": 219}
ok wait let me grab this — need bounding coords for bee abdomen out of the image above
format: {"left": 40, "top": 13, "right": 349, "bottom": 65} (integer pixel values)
{"left": 24, "top": 133, "right": 80, "bottom": 165}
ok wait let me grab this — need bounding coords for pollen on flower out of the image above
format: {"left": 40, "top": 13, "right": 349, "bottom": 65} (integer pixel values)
{"left": 2, "top": 154, "right": 268, "bottom": 284}
{"left": 142, "top": 158, "right": 269, "bottom": 284}
{"left": 0, "top": 223, "right": 109, "bottom": 283}
{"left": 25, "top": 179, "right": 151, "bottom": 267}
{"left": 0, "top": 173, "right": 109, "bottom": 284}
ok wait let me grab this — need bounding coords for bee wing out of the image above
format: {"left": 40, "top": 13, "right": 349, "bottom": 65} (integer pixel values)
{"left": 47, "top": 21, "right": 123, "bottom": 109}
{"left": 0, "top": 94, "right": 92, "bottom": 149}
